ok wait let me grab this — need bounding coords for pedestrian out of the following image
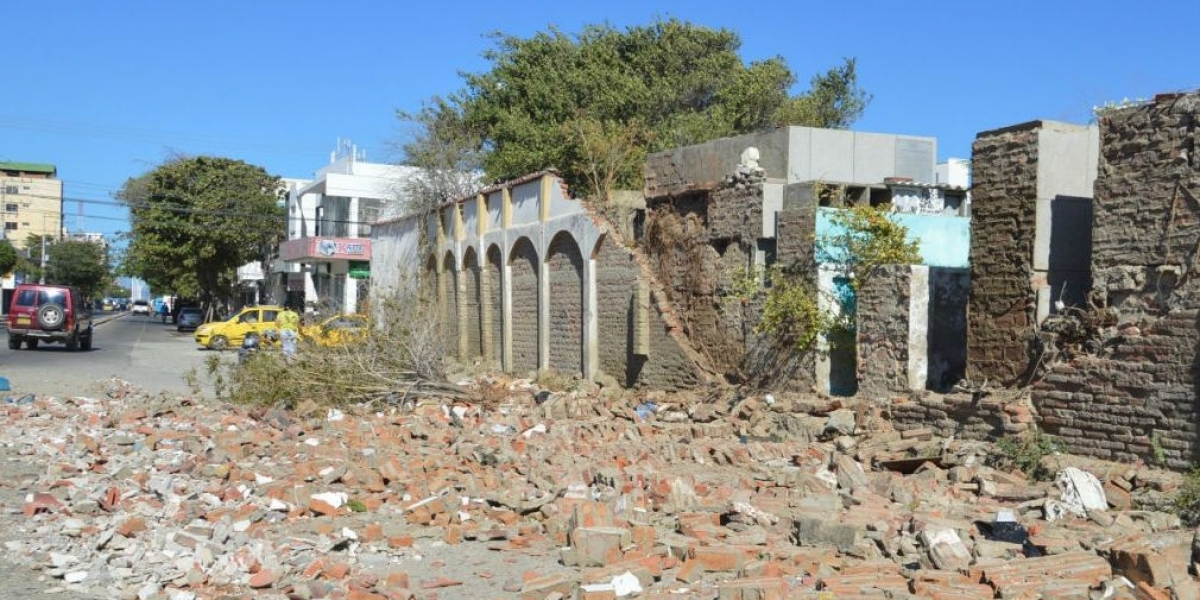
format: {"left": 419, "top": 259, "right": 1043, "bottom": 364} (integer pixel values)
{"left": 275, "top": 304, "right": 301, "bottom": 359}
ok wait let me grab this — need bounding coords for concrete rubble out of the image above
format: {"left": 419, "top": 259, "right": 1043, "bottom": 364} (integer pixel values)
{"left": 0, "top": 378, "right": 1197, "bottom": 599}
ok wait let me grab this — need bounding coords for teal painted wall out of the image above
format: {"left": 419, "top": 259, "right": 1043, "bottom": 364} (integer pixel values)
{"left": 814, "top": 207, "right": 970, "bottom": 269}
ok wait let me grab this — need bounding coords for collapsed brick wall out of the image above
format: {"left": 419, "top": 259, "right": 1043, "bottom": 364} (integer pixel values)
{"left": 510, "top": 241, "right": 539, "bottom": 375}
{"left": 968, "top": 126, "right": 1040, "bottom": 385}
{"left": 1033, "top": 94, "right": 1200, "bottom": 468}
{"left": 547, "top": 234, "right": 584, "bottom": 375}
{"left": 643, "top": 188, "right": 757, "bottom": 380}
{"left": 857, "top": 265, "right": 912, "bottom": 398}
{"left": 594, "top": 235, "right": 703, "bottom": 389}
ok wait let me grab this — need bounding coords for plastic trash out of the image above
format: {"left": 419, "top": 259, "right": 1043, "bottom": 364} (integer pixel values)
{"left": 0, "top": 376, "right": 10, "bottom": 391}
{"left": 634, "top": 401, "right": 658, "bottom": 420}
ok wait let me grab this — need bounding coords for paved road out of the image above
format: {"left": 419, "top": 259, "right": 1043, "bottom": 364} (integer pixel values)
{"left": 0, "top": 310, "right": 228, "bottom": 399}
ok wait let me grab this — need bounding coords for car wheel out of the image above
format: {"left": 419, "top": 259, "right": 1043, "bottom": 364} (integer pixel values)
{"left": 244, "top": 333, "right": 260, "bottom": 348}
{"left": 25, "top": 338, "right": 38, "bottom": 350}
{"left": 66, "top": 331, "right": 78, "bottom": 351}
{"left": 8, "top": 336, "right": 20, "bottom": 350}
{"left": 210, "top": 335, "right": 228, "bottom": 351}
{"left": 36, "top": 304, "right": 65, "bottom": 330}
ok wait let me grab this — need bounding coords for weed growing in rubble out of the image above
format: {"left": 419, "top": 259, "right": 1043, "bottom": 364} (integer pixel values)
{"left": 1171, "top": 467, "right": 1200, "bottom": 527}
{"left": 992, "top": 429, "right": 1061, "bottom": 481}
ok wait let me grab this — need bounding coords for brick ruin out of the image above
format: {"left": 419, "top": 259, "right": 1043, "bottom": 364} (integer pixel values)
{"left": 1032, "top": 93, "right": 1200, "bottom": 468}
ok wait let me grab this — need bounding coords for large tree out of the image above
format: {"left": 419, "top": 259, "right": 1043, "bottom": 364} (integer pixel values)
{"left": 117, "top": 156, "right": 285, "bottom": 306}
{"left": 403, "top": 19, "right": 871, "bottom": 200}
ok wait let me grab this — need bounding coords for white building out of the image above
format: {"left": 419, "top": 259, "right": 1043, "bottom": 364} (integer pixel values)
{"left": 276, "top": 142, "right": 419, "bottom": 314}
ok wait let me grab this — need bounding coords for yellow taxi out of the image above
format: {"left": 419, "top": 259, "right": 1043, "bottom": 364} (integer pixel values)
{"left": 302, "top": 314, "right": 369, "bottom": 347}
{"left": 195, "top": 305, "right": 284, "bottom": 350}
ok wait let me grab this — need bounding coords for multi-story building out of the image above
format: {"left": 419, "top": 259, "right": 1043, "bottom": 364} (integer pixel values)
{"left": 276, "top": 143, "right": 419, "bottom": 314}
{"left": 1, "top": 162, "right": 63, "bottom": 251}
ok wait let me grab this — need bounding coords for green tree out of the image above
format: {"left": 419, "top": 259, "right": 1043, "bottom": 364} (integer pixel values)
{"left": 44, "top": 239, "right": 110, "bottom": 299}
{"left": 407, "top": 19, "right": 870, "bottom": 199}
{"left": 117, "top": 156, "right": 285, "bottom": 307}
{"left": 0, "top": 239, "right": 18, "bottom": 276}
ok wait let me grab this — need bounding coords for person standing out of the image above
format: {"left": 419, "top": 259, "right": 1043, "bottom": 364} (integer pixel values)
{"left": 275, "top": 304, "right": 301, "bottom": 358}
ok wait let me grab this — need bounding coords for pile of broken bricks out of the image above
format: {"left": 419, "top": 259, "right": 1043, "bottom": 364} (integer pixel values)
{"left": 0, "top": 377, "right": 1198, "bottom": 600}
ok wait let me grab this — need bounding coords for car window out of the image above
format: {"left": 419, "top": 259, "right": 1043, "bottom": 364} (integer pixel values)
{"left": 262, "top": 310, "right": 278, "bottom": 322}
{"left": 15, "top": 289, "right": 36, "bottom": 306}
{"left": 239, "top": 311, "right": 258, "bottom": 324}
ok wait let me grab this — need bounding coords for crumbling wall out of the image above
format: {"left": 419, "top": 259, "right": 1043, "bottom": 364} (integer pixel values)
{"left": 643, "top": 185, "right": 758, "bottom": 381}
{"left": 968, "top": 125, "right": 1040, "bottom": 385}
{"left": 857, "top": 265, "right": 913, "bottom": 398}
{"left": 1033, "top": 93, "right": 1200, "bottom": 468}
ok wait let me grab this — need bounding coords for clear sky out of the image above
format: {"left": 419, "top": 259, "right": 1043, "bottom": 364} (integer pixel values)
{"left": 3, "top": 1, "right": 1197, "bottom": 243}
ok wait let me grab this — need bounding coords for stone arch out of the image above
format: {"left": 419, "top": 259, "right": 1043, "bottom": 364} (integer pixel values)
{"left": 546, "top": 231, "right": 584, "bottom": 376}
{"left": 509, "top": 237, "right": 539, "bottom": 374}
{"left": 462, "top": 247, "right": 483, "bottom": 361}
{"left": 486, "top": 244, "right": 504, "bottom": 366}
{"left": 442, "top": 251, "right": 459, "bottom": 358}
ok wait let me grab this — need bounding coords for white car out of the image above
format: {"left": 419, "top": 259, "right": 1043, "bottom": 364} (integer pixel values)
{"left": 131, "top": 300, "right": 152, "bottom": 315}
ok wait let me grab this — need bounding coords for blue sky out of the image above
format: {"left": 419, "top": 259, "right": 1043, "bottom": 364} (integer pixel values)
{"left": 3, "top": 1, "right": 1196, "bottom": 243}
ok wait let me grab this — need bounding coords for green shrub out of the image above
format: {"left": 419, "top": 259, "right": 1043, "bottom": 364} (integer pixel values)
{"left": 993, "top": 429, "right": 1061, "bottom": 481}
{"left": 1172, "top": 467, "right": 1200, "bottom": 527}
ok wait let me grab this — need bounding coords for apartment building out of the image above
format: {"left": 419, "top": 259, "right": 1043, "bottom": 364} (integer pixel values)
{"left": 1, "top": 161, "right": 63, "bottom": 251}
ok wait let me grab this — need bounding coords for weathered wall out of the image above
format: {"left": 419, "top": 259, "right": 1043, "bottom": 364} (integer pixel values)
{"left": 510, "top": 240, "right": 539, "bottom": 375}
{"left": 547, "top": 233, "right": 584, "bottom": 375}
{"left": 1033, "top": 93, "right": 1200, "bottom": 468}
{"left": 857, "top": 265, "right": 913, "bottom": 398}
{"left": 486, "top": 246, "right": 503, "bottom": 366}
{"left": 968, "top": 125, "right": 1040, "bottom": 385}
{"left": 441, "top": 253, "right": 459, "bottom": 357}
{"left": 462, "top": 249, "right": 483, "bottom": 360}
{"left": 643, "top": 185, "right": 760, "bottom": 381}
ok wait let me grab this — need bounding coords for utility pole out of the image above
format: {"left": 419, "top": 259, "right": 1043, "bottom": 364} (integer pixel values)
{"left": 39, "top": 233, "right": 46, "bottom": 284}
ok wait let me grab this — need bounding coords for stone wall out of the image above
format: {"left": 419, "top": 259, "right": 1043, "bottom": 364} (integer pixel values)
{"left": 594, "top": 235, "right": 704, "bottom": 389}
{"left": 547, "top": 234, "right": 584, "bottom": 375}
{"left": 857, "top": 265, "right": 913, "bottom": 398}
{"left": 462, "top": 252, "right": 483, "bottom": 360}
{"left": 1032, "top": 93, "right": 1200, "bottom": 468}
{"left": 968, "top": 125, "right": 1040, "bottom": 385}
{"left": 510, "top": 241, "right": 539, "bottom": 375}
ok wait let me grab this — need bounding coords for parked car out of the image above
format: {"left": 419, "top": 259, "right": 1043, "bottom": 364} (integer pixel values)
{"left": 131, "top": 299, "right": 152, "bottom": 315}
{"left": 194, "top": 305, "right": 283, "bottom": 350}
{"left": 302, "top": 314, "right": 369, "bottom": 347}
{"left": 175, "top": 307, "right": 204, "bottom": 332}
{"left": 6, "top": 283, "right": 94, "bottom": 351}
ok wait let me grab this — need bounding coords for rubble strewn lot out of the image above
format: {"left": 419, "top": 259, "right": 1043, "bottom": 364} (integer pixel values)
{"left": 1, "top": 379, "right": 1197, "bottom": 600}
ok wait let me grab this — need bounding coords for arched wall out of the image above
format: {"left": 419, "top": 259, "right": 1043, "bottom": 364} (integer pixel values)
{"left": 442, "top": 252, "right": 459, "bottom": 358}
{"left": 509, "top": 238, "right": 539, "bottom": 374}
{"left": 486, "top": 244, "right": 504, "bottom": 366}
{"left": 462, "top": 247, "right": 483, "bottom": 360}
{"left": 547, "top": 231, "right": 584, "bottom": 375}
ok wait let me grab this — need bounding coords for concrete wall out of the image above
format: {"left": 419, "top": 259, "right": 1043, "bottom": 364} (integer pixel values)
{"left": 644, "top": 126, "right": 937, "bottom": 199}
{"left": 1032, "top": 93, "right": 1200, "bottom": 468}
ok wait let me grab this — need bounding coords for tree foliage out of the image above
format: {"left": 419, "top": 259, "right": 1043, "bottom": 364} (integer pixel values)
{"left": 405, "top": 19, "right": 871, "bottom": 200}
{"left": 45, "top": 239, "right": 110, "bottom": 298}
{"left": 755, "top": 203, "right": 921, "bottom": 350}
{"left": 118, "top": 156, "right": 284, "bottom": 305}
{"left": 0, "top": 240, "right": 18, "bottom": 276}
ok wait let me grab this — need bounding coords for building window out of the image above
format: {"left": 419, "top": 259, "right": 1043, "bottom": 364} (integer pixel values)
{"left": 4, "top": 222, "right": 17, "bottom": 231}
{"left": 4, "top": 203, "right": 17, "bottom": 213}
{"left": 3, "top": 185, "right": 17, "bottom": 195}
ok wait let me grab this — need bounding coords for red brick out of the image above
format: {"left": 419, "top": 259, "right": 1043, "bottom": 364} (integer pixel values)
{"left": 248, "top": 570, "right": 276, "bottom": 589}
{"left": 692, "top": 545, "right": 745, "bottom": 572}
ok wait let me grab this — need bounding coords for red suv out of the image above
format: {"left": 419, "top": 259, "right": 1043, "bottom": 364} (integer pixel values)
{"left": 6, "top": 283, "right": 94, "bottom": 351}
